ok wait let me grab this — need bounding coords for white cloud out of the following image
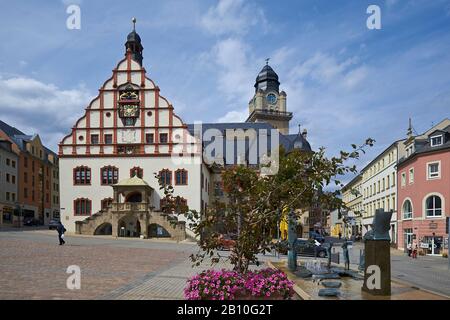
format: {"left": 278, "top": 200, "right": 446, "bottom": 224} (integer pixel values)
{"left": 217, "top": 109, "right": 248, "bottom": 123}
{"left": 210, "top": 37, "right": 255, "bottom": 101}
{"left": 200, "top": 0, "right": 267, "bottom": 35}
{"left": 0, "top": 75, "right": 93, "bottom": 151}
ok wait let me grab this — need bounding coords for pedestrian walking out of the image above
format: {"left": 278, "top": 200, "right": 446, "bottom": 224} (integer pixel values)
{"left": 412, "top": 244, "right": 418, "bottom": 259}
{"left": 407, "top": 242, "right": 412, "bottom": 257}
{"left": 56, "top": 222, "right": 67, "bottom": 245}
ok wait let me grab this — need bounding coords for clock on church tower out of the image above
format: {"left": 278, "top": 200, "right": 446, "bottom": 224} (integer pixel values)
{"left": 246, "top": 61, "right": 292, "bottom": 135}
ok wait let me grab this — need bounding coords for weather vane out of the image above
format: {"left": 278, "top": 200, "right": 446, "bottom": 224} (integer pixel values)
{"left": 265, "top": 58, "right": 270, "bottom": 65}
{"left": 132, "top": 17, "right": 136, "bottom": 31}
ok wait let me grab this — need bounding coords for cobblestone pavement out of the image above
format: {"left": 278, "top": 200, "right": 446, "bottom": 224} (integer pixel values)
{"left": 0, "top": 230, "right": 271, "bottom": 300}
{"left": 0, "top": 231, "right": 192, "bottom": 299}
{"left": 1, "top": 230, "right": 449, "bottom": 299}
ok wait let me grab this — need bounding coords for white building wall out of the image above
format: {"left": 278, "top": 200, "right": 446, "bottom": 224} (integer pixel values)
{"left": 60, "top": 156, "right": 202, "bottom": 233}
{"left": 361, "top": 143, "right": 400, "bottom": 243}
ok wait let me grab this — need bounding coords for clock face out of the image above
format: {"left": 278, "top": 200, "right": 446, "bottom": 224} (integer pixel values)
{"left": 266, "top": 93, "right": 277, "bottom": 105}
{"left": 121, "top": 105, "right": 138, "bottom": 117}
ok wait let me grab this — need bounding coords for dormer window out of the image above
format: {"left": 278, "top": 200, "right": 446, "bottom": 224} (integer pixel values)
{"left": 430, "top": 135, "right": 443, "bottom": 147}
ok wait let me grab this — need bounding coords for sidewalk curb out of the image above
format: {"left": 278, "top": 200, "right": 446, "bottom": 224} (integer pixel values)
{"left": 391, "top": 277, "right": 450, "bottom": 300}
{"left": 267, "top": 261, "right": 311, "bottom": 300}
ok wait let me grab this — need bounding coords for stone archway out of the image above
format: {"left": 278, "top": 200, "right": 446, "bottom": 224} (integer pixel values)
{"left": 117, "top": 214, "right": 144, "bottom": 238}
{"left": 148, "top": 223, "right": 171, "bottom": 238}
{"left": 94, "top": 222, "right": 112, "bottom": 235}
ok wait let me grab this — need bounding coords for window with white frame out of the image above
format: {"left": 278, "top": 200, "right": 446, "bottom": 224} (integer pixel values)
{"left": 427, "top": 162, "right": 440, "bottom": 179}
{"left": 409, "top": 168, "right": 414, "bottom": 184}
{"left": 401, "top": 172, "right": 406, "bottom": 186}
{"left": 402, "top": 200, "right": 412, "bottom": 219}
{"left": 430, "top": 135, "right": 443, "bottom": 147}
{"left": 425, "top": 195, "right": 442, "bottom": 217}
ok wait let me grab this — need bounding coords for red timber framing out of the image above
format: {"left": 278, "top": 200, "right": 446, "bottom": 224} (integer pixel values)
{"left": 99, "top": 90, "right": 104, "bottom": 154}
{"left": 169, "top": 105, "right": 173, "bottom": 153}
{"left": 140, "top": 85, "right": 146, "bottom": 154}
{"left": 154, "top": 87, "right": 160, "bottom": 154}
{"left": 58, "top": 54, "right": 194, "bottom": 158}
{"left": 86, "top": 107, "right": 91, "bottom": 155}
{"left": 113, "top": 90, "right": 118, "bottom": 154}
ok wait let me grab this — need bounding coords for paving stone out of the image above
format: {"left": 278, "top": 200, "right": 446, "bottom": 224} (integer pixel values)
{"left": 321, "top": 281, "right": 342, "bottom": 288}
{"left": 318, "top": 288, "right": 340, "bottom": 297}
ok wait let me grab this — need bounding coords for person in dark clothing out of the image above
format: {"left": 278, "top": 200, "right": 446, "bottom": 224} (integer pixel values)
{"left": 56, "top": 222, "right": 66, "bottom": 245}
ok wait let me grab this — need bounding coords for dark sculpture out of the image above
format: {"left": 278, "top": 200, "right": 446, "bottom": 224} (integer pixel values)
{"left": 363, "top": 209, "right": 393, "bottom": 241}
{"left": 362, "top": 209, "right": 392, "bottom": 296}
{"left": 341, "top": 240, "right": 350, "bottom": 270}
{"left": 325, "top": 242, "right": 333, "bottom": 271}
{"left": 287, "top": 209, "right": 298, "bottom": 271}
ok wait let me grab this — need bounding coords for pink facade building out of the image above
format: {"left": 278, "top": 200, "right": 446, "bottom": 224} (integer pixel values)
{"left": 397, "top": 120, "right": 450, "bottom": 255}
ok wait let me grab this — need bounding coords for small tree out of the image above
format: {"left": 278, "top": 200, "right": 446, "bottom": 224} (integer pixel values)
{"left": 156, "top": 140, "right": 374, "bottom": 274}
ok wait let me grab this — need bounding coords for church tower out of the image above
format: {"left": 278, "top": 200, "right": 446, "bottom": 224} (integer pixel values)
{"left": 246, "top": 60, "right": 292, "bottom": 135}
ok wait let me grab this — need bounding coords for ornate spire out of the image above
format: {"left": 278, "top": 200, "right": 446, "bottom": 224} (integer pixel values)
{"left": 125, "top": 17, "right": 143, "bottom": 66}
{"left": 407, "top": 117, "right": 413, "bottom": 138}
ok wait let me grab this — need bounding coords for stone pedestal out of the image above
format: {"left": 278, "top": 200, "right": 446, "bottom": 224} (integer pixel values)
{"left": 362, "top": 240, "right": 391, "bottom": 296}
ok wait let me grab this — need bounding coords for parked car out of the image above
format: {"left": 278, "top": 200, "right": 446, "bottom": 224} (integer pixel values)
{"left": 276, "top": 238, "right": 327, "bottom": 258}
{"left": 23, "top": 217, "right": 40, "bottom": 226}
{"left": 217, "top": 233, "right": 237, "bottom": 251}
{"left": 48, "top": 219, "right": 60, "bottom": 230}
{"left": 309, "top": 231, "right": 325, "bottom": 243}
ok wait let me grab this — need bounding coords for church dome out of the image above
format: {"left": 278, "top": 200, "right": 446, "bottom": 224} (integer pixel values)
{"left": 127, "top": 30, "right": 141, "bottom": 43}
{"left": 255, "top": 65, "right": 279, "bottom": 83}
{"left": 254, "top": 63, "right": 280, "bottom": 93}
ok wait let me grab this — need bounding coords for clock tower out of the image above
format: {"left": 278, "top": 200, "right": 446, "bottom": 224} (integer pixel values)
{"left": 246, "top": 61, "right": 292, "bottom": 135}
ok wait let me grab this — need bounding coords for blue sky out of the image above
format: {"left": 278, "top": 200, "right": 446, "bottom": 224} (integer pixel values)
{"left": 0, "top": 0, "right": 450, "bottom": 179}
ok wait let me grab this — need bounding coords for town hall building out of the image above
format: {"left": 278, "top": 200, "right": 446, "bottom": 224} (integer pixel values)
{"left": 58, "top": 20, "right": 311, "bottom": 239}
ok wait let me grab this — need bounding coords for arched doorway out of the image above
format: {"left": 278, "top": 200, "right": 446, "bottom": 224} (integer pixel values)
{"left": 125, "top": 192, "right": 142, "bottom": 203}
{"left": 136, "top": 219, "right": 141, "bottom": 236}
{"left": 118, "top": 219, "right": 127, "bottom": 237}
{"left": 95, "top": 223, "right": 112, "bottom": 235}
{"left": 118, "top": 215, "right": 142, "bottom": 237}
{"left": 148, "top": 223, "right": 171, "bottom": 238}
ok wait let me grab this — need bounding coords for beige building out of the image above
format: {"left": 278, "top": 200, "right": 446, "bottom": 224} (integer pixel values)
{"left": 361, "top": 141, "right": 404, "bottom": 244}
{"left": 338, "top": 174, "right": 363, "bottom": 238}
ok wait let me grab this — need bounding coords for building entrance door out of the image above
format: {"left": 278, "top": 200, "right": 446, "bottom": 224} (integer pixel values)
{"left": 423, "top": 236, "right": 443, "bottom": 255}
{"left": 404, "top": 228, "right": 413, "bottom": 253}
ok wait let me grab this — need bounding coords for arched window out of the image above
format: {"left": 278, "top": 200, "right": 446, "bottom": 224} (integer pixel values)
{"left": 175, "top": 169, "right": 188, "bottom": 185}
{"left": 73, "top": 166, "right": 91, "bottom": 185}
{"left": 426, "top": 195, "right": 442, "bottom": 217}
{"left": 74, "top": 198, "right": 92, "bottom": 216}
{"left": 101, "top": 166, "right": 118, "bottom": 185}
{"left": 130, "top": 167, "right": 143, "bottom": 178}
{"left": 402, "top": 199, "right": 412, "bottom": 219}
{"left": 101, "top": 198, "right": 113, "bottom": 211}
{"left": 159, "top": 169, "right": 172, "bottom": 185}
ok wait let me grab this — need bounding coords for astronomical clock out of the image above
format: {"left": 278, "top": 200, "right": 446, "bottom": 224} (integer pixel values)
{"left": 118, "top": 85, "right": 140, "bottom": 126}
